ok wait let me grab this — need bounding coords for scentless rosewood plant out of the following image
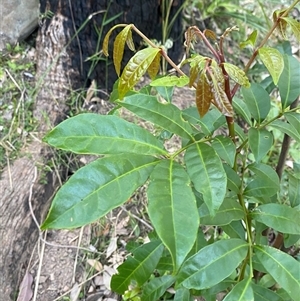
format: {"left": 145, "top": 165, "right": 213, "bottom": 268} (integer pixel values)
{"left": 41, "top": 1, "right": 300, "bottom": 300}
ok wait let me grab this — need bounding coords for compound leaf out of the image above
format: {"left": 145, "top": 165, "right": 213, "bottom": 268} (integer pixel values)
{"left": 177, "top": 239, "right": 248, "bottom": 290}
{"left": 147, "top": 160, "right": 199, "bottom": 271}
{"left": 223, "top": 63, "right": 250, "bottom": 87}
{"left": 119, "top": 47, "right": 160, "bottom": 99}
{"left": 250, "top": 204, "right": 300, "bottom": 235}
{"left": 248, "top": 128, "right": 273, "bottom": 162}
{"left": 254, "top": 245, "right": 300, "bottom": 301}
{"left": 111, "top": 240, "right": 164, "bottom": 294}
{"left": 258, "top": 47, "right": 284, "bottom": 85}
{"left": 102, "top": 24, "right": 128, "bottom": 56}
{"left": 41, "top": 154, "right": 157, "bottom": 229}
{"left": 43, "top": 114, "right": 167, "bottom": 156}
{"left": 185, "top": 143, "right": 227, "bottom": 216}
{"left": 117, "top": 94, "right": 193, "bottom": 140}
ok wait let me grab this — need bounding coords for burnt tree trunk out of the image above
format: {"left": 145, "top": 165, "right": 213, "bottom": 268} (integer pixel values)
{"left": 0, "top": 1, "right": 184, "bottom": 299}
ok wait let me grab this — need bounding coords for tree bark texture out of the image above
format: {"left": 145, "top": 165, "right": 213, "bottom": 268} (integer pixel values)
{"left": 0, "top": 1, "right": 184, "bottom": 299}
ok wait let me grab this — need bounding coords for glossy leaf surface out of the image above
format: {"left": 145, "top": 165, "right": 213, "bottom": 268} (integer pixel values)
{"left": 196, "top": 72, "right": 213, "bottom": 117}
{"left": 177, "top": 239, "right": 248, "bottom": 289}
{"left": 278, "top": 54, "right": 300, "bottom": 109}
{"left": 254, "top": 245, "right": 300, "bottom": 301}
{"left": 44, "top": 114, "right": 167, "bottom": 156}
{"left": 251, "top": 204, "right": 300, "bottom": 234}
{"left": 222, "top": 278, "right": 253, "bottom": 301}
{"left": 242, "top": 84, "right": 270, "bottom": 122}
{"left": 141, "top": 275, "right": 175, "bottom": 301}
{"left": 258, "top": 47, "right": 284, "bottom": 85}
{"left": 174, "top": 287, "right": 192, "bottom": 301}
{"left": 211, "top": 135, "right": 236, "bottom": 167}
{"left": 117, "top": 94, "right": 193, "bottom": 140}
{"left": 185, "top": 143, "right": 227, "bottom": 215}
{"left": 147, "top": 160, "right": 199, "bottom": 271}
{"left": 118, "top": 47, "right": 160, "bottom": 99}
{"left": 111, "top": 240, "right": 164, "bottom": 294}
{"left": 41, "top": 155, "right": 157, "bottom": 229}
{"left": 248, "top": 128, "right": 273, "bottom": 162}
{"left": 252, "top": 283, "right": 284, "bottom": 301}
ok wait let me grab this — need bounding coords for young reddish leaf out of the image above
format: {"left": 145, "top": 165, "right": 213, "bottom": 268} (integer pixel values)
{"left": 147, "top": 52, "right": 161, "bottom": 80}
{"left": 114, "top": 25, "right": 133, "bottom": 76}
{"left": 240, "top": 30, "right": 258, "bottom": 49}
{"left": 204, "top": 29, "right": 217, "bottom": 40}
{"left": 188, "top": 55, "right": 207, "bottom": 87}
{"left": 209, "top": 71, "right": 234, "bottom": 117}
{"left": 196, "top": 72, "right": 213, "bottom": 117}
{"left": 258, "top": 47, "right": 284, "bottom": 85}
{"left": 282, "top": 17, "right": 300, "bottom": 42}
{"left": 118, "top": 47, "right": 161, "bottom": 99}
{"left": 102, "top": 24, "right": 128, "bottom": 57}
{"left": 223, "top": 63, "right": 250, "bottom": 88}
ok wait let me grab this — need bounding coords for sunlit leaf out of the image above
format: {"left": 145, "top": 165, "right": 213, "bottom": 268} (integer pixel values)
{"left": 254, "top": 245, "right": 300, "bottom": 301}
{"left": 196, "top": 72, "right": 213, "bottom": 117}
{"left": 242, "top": 83, "right": 270, "bottom": 123}
{"left": 43, "top": 114, "right": 167, "bottom": 156}
{"left": 113, "top": 25, "right": 133, "bottom": 76}
{"left": 147, "top": 52, "right": 161, "bottom": 80}
{"left": 258, "top": 47, "right": 284, "bottom": 85}
{"left": 282, "top": 17, "right": 300, "bottom": 42}
{"left": 177, "top": 239, "right": 248, "bottom": 289}
{"left": 150, "top": 75, "right": 189, "bottom": 87}
{"left": 117, "top": 94, "right": 193, "bottom": 139}
{"left": 223, "top": 63, "right": 250, "bottom": 87}
{"left": 188, "top": 54, "right": 207, "bottom": 87}
{"left": 248, "top": 128, "right": 273, "bottom": 162}
{"left": 278, "top": 54, "right": 300, "bottom": 109}
{"left": 222, "top": 278, "right": 253, "bottom": 301}
{"left": 147, "top": 160, "right": 199, "bottom": 271}
{"left": 240, "top": 30, "right": 258, "bottom": 49}
{"left": 251, "top": 204, "right": 300, "bottom": 234}
{"left": 102, "top": 24, "right": 128, "bottom": 56}
{"left": 119, "top": 47, "right": 161, "bottom": 99}
{"left": 141, "top": 275, "right": 175, "bottom": 301}
{"left": 185, "top": 143, "right": 227, "bottom": 216}
{"left": 126, "top": 28, "right": 135, "bottom": 51}
{"left": 111, "top": 240, "right": 164, "bottom": 294}
{"left": 41, "top": 155, "right": 158, "bottom": 229}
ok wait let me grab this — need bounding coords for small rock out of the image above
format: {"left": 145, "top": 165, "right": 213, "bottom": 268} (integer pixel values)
{"left": 38, "top": 275, "right": 48, "bottom": 284}
{"left": 86, "top": 292, "right": 103, "bottom": 301}
{"left": 88, "top": 285, "right": 95, "bottom": 293}
{"left": 93, "top": 275, "right": 104, "bottom": 287}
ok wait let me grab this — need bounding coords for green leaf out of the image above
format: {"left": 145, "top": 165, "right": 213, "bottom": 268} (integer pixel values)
{"left": 222, "top": 278, "right": 254, "bottom": 301}
{"left": 223, "top": 63, "right": 250, "bottom": 87}
{"left": 147, "top": 160, "right": 199, "bottom": 271}
{"left": 43, "top": 114, "right": 167, "bottom": 156}
{"left": 117, "top": 94, "right": 194, "bottom": 140}
{"left": 240, "top": 30, "right": 258, "bottom": 49}
{"left": 285, "top": 112, "right": 300, "bottom": 135}
{"left": 244, "top": 163, "right": 279, "bottom": 198}
{"left": 250, "top": 204, "right": 300, "bottom": 235}
{"left": 174, "top": 287, "right": 192, "bottom": 301}
{"left": 248, "top": 128, "right": 273, "bottom": 162}
{"left": 222, "top": 221, "right": 245, "bottom": 239}
{"left": 113, "top": 25, "right": 133, "bottom": 76}
{"left": 111, "top": 240, "right": 164, "bottom": 294}
{"left": 252, "top": 283, "right": 284, "bottom": 301}
{"left": 183, "top": 107, "right": 225, "bottom": 136}
{"left": 211, "top": 135, "right": 236, "bottom": 167}
{"left": 177, "top": 239, "right": 248, "bottom": 290}
{"left": 254, "top": 245, "right": 300, "bottom": 301}
{"left": 185, "top": 143, "right": 227, "bottom": 216}
{"left": 289, "top": 173, "right": 300, "bottom": 207}
{"left": 232, "top": 97, "right": 252, "bottom": 126}
{"left": 102, "top": 24, "right": 127, "bottom": 56}
{"left": 278, "top": 54, "right": 300, "bottom": 109}
{"left": 242, "top": 84, "right": 270, "bottom": 123}
{"left": 258, "top": 47, "right": 284, "bottom": 85}
{"left": 41, "top": 155, "right": 157, "bottom": 229}
{"left": 223, "top": 164, "right": 242, "bottom": 194}
{"left": 268, "top": 119, "right": 300, "bottom": 143}
{"left": 118, "top": 47, "right": 161, "bottom": 99}
{"left": 155, "top": 85, "right": 174, "bottom": 102}
{"left": 282, "top": 17, "right": 300, "bottom": 42}
{"left": 199, "top": 198, "right": 244, "bottom": 226}
{"left": 150, "top": 75, "right": 189, "bottom": 87}
{"left": 141, "top": 275, "right": 175, "bottom": 301}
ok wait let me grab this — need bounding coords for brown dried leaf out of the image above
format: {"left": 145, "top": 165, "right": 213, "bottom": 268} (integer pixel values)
{"left": 85, "top": 80, "right": 96, "bottom": 104}
{"left": 87, "top": 259, "right": 103, "bottom": 272}
{"left": 196, "top": 72, "right": 213, "bottom": 117}
{"left": 17, "top": 272, "right": 33, "bottom": 301}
